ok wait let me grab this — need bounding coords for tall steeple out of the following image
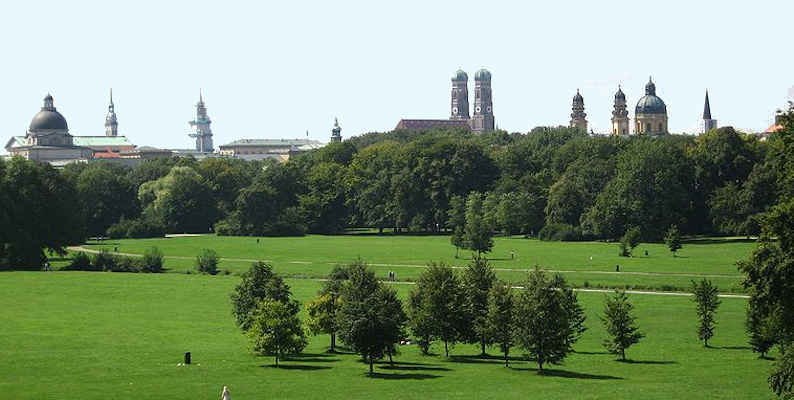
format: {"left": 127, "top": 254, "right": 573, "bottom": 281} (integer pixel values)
{"left": 470, "top": 68, "right": 494, "bottom": 132}
{"left": 611, "top": 85, "right": 629, "bottom": 135}
{"left": 703, "top": 90, "right": 717, "bottom": 133}
{"left": 450, "top": 69, "right": 470, "bottom": 120}
{"left": 331, "top": 117, "right": 342, "bottom": 143}
{"left": 188, "top": 89, "right": 214, "bottom": 152}
{"left": 105, "top": 88, "right": 118, "bottom": 137}
{"left": 570, "top": 89, "right": 587, "bottom": 132}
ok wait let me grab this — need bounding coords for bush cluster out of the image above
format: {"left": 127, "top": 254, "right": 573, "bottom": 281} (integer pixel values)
{"left": 106, "top": 217, "right": 166, "bottom": 239}
{"left": 195, "top": 249, "right": 220, "bottom": 275}
{"left": 538, "top": 223, "right": 584, "bottom": 241}
{"left": 63, "top": 248, "right": 164, "bottom": 273}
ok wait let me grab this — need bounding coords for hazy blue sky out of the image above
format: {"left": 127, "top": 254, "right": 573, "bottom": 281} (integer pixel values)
{"left": 1, "top": 0, "right": 792, "bottom": 150}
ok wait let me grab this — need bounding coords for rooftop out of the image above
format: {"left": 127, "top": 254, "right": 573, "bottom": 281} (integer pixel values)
{"left": 72, "top": 136, "right": 134, "bottom": 147}
{"left": 219, "top": 138, "right": 325, "bottom": 148}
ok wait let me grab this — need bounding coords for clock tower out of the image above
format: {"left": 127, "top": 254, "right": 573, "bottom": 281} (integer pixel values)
{"left": 470, "top": 68, "right": 494, "bottom": 132}
{"left": 450, "top": 69, "right": 469, "bottom": 120}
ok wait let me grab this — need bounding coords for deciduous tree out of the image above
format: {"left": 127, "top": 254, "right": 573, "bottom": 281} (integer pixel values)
{"left": 601, "top": 290, "right": 644, "bottom": 361}
{"left": 691, "top": 279, "right": 721, "bottom": 347}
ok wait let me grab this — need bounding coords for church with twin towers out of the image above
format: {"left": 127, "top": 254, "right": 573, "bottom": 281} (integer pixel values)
{"left": 395, "top": 68, "right": 495, "bottom": 132}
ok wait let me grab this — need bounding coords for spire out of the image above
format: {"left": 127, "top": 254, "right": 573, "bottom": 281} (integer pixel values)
{"left": 108, "top": 88, "right": 115, "bottom": 112}
{"left": 703, "top": 90, "right": 712, "bottom": 120}
{"left": 199, "top": 88, "right": 203, "bottom": 104}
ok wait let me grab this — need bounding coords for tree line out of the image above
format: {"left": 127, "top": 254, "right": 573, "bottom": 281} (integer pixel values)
{"left": 1, "top": 120, "right": 784, "bottom": 268}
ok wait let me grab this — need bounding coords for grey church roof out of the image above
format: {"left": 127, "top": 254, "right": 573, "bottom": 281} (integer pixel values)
{"left": 635, "top": 78, "right": 667, "bottom": 114}
{"left": 30, "top": 109, "right": 68, "bottom": 131}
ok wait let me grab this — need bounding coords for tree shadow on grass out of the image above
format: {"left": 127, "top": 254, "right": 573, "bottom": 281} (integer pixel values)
{"left": 366, "top": 372, "right": 442, "bottom": 380}
{"left": 573, "top": 350, "right": 611, "bottom": 355}
{"left": 262, "top": 364, "right": 331, "bottom": 371}
{"left": 378, "top": 363, "right": 451, "bottom": 372}
{"left": 449, "top": 354, "right": 528, "bottom": 365}
{"left": 616, "top": 359, "right": 677, "bottom": 365}
{"left": 511, "top": 367, "right": 623, "bottom": 380}
{"left": 713, "top": 345, "right": 752, "bottom": 351}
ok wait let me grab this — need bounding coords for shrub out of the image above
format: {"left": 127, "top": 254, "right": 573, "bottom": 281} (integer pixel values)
{"left": 92, "top": 250, "right": 118, "bottom": 271}
{"left": 140, "top": 247, "right": 164, "bottom": 273}
{"left": 64, "top": 252, "right": 95, "bottom": 271}
{"left": 106, "top": 217, "right": 166, "bottom": 239}
{"left": 113, "top": 256, "right": 141, "bottom": 273}
{"left": 196, "top": 249, "right": 220, "bottom": 275}
{"left": 538, "top": 223, "right": 583, "bottom": 241}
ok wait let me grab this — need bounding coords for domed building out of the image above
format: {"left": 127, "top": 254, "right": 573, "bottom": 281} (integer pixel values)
{"left": 634, "top": 77, "right": 668, "bottom": 135}
{"left": 5, "top": 94, "right": 94, "bottom": 162}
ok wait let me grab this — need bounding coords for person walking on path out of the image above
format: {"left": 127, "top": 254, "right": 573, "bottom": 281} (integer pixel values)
{"left": 221, "top": 386, "right": 231, "bottom": 400}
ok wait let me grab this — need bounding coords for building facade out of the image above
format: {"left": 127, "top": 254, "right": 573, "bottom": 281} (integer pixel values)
{"left": 218, "top": 138, "right": 324, "bottom": 162}
{"left": 188, "top": 91, "right": 214, "bottom": 152}
{"left": 570, "top": 89, "right": 587, "bottom": 131}
{"left": 634, "top": 78, "right": 668, "bottom": 135}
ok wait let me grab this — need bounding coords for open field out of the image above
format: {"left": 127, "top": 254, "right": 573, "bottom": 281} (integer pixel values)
{"left": 73, "top": 234, "right": 756, "bottom": 293}
{"left": 0, "top": 271, "right": 775, "bottom": 399}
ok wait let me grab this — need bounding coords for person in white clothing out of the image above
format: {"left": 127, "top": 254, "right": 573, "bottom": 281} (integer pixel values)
{"left": 221, "top": 386, "right": 231, "bottom": 400}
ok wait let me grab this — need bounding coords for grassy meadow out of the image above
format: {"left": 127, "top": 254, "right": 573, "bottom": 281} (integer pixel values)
{"left": 74, "top": 234, "right": 755, "bottom": 293}
{"left": 0, "top": 271, "right": 775, "bottom": 399}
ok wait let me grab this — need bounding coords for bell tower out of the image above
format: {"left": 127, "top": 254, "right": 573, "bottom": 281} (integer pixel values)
{"left": 188, "top": 90, "right": 214, "bottom": 152}
{"left": 471, "top": 68, "right": 494, "bottom": 132}
{"left": 570, "top": 89, "right": 587, "bottom": 132}
{"left": 331, "top": 117, "right": 342, "bottom": 142}
{"left": 611, "top": 85, "right": 629, "bottom": 135}
{"left": 450, "top": 69, "right": 469, "bottom": 120}
{"left": 105, "top": 89, "right": 118, "bottom": 137}
{"left": 703, "top": 90, "right": 717, "bottom": 133}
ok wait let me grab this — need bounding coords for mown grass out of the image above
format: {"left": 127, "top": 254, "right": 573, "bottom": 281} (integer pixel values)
{"left": 74, "top": 234, "right": 754, "bottom": 293}
{"left": 0, "top": 271, "right": 775, "bottom": 399}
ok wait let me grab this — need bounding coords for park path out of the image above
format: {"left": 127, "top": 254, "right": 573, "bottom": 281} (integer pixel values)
{"left": 66, "top": 246, "right": 742, "bottom": 279}
{"left": 67, "top": 246, "right": 747, "bottom": 298}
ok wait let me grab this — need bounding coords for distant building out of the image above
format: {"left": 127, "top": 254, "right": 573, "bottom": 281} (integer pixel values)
{"left": 570, "top": 89, "right": 587, "bottom": 132}
{"left": 470, "top": 69, "right": 495, "bottom": 132}
{"left": 218, "top": 138, "right": 324, "bottom": 162}
{"left": 331, "top": 118, "right": 342, "bottom": 143}
{"left": 120, "top": 146, "right": 174, "bottom": 159}
{"left": 105, "top": 89, "right": 119, "bottom": 137}
{"left": 5, "top": 94, "right": 94, "bottom": 162}
{"left": 395, "top": 68, "right": 495, "bottom": 132}
{"left": 703, "top": 90, "right": 718, "bottom": 133}
{"left": 394, "top": 119, "right": 470, "bottom": 131}
{"left": 635, "top": 77, "right": 668, "bottom": 135}
{"left": 611, "top": 86, "right": 630, "bottom": 135}
{"left": 188, "top": 91, "right": 214, "bottom": 153}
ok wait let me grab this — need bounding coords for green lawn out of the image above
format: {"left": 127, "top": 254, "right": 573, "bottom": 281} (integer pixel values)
{"left": 0, "top": 271, "right": 776, "bottom": 399}
{"left": 74, "top": 234, "right": 755, "bottom": 293}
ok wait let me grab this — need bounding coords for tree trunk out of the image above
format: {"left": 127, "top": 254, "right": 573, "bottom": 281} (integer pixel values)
{"left": 369, "top": 355, "right": 374, "bottom": 374}
{"left": 537, "top": 359, "right": 543, "bottom": 372}
{"left": 455, "top": 247, "right": 459, "bottom": 259}
{"left": 444, "top": 339, "right": 449, "bottom": 357}
{"left": 388, "top": 349, "right": 393, "bottom": 366}
{"left": 331, "top": 332, "right": 336, "bottom": 353}
{"left": 504, "top": 349, "right": 509, "bottom": 367}
{"left": 621, "top": 348, "right": 626, "bottom": 361}
{"left": 275, "top": 354, "right": 279, "bottom": 368}
{"left": 481, "top": 341, "right": 486, "bottom": 357}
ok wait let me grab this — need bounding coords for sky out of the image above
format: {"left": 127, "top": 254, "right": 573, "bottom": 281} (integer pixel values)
{"left": 1, "top": 0, "right": 792, "bottom": 150}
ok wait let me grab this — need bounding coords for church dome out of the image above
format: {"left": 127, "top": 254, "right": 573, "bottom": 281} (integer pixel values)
{"left": 452, "top": 69, "right": 468, "bottom": 81}
{"left": 635, "top": 78, "right": 666, "bottom": 114}
{"left": 29, "top": 94, "right": 68, "bottom": 131}
{"left": 474, "top": 68, "right": 491, "bottom": 81}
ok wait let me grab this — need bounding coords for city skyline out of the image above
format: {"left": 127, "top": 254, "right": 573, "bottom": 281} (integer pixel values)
{"left": 1, "top": 1, "right": 792, "bottom": 150}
